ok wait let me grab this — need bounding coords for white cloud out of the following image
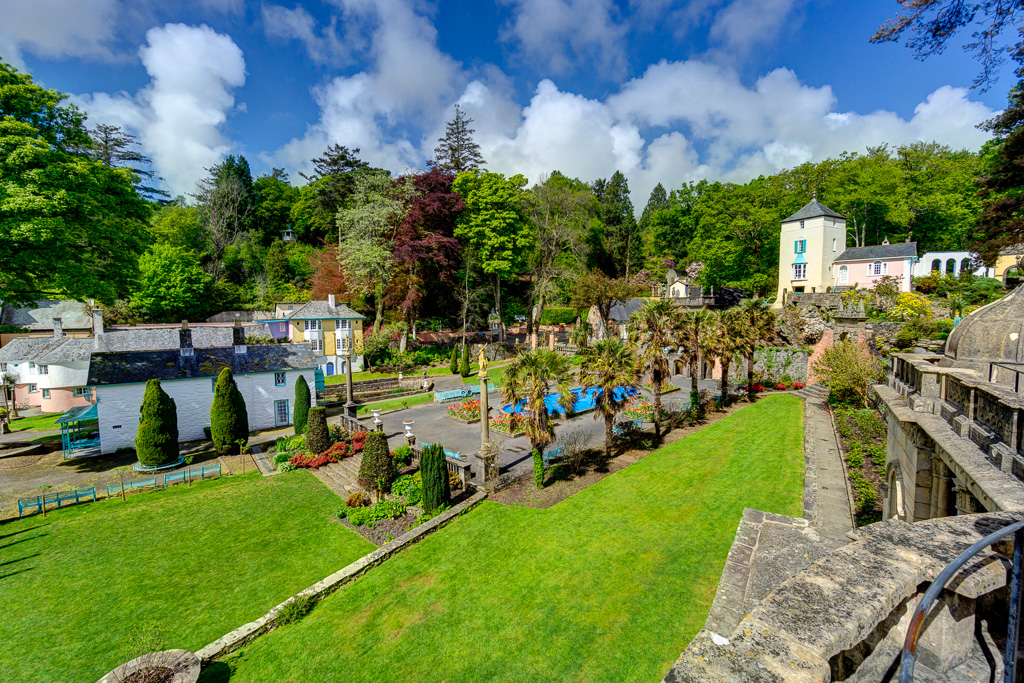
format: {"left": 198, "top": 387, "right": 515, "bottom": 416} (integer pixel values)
{"left": 261, "top": 4, "right": 355, "bottom": 64}
{"left": 0, "top": 0, "right": 120, "bottom": 67}
{"left": 498, "top": 0, "right": 628, "bottom": 76}
{"left": 77, "top": 24, "right": 246, "bottom": 196}
{"left": 709, "top": 0, "right": 800, "bottom": 53}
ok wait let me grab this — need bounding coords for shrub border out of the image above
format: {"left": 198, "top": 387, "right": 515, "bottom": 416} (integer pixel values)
{"left": 194, "top": 488, "right": 487, "bottom": 664}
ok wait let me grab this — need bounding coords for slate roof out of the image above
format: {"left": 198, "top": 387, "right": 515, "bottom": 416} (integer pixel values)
{"left": 88, "top": 344, "right": 317, "bottom": 386}
{"left": 782, "top": 199, "right": 845, "bottom": 223}
{"left": 0, "top": 324, "right": 272, "bottom": 364}
{"left": 267, "top": 300, "right": 365, "bottom": 321}
{"left": 1, "top": 300, "right": 92, "bottom": 330}
{"left": 607, "top": 298, "right": 646, "bottom": 322}
{"left": 834, "top": 242, "right": 918, "bottom": 262}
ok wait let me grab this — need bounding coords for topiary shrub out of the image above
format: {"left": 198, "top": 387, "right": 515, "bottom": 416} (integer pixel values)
{"left": 294, "top": 375, "right": 311, "bottom": 434}
{"left": 357, "top": 431, "right": 397, "bottom": 493}
{"left": 460, "top": 344, "right": 470, "bottom": 377}
{"left": 420, "top": 443, "right": 450, "bottom": 513}
{"left": 211, "top": 368, "right": 249, "bottom": 455}
{"left": 136, "top": 379, "right": 179, "bottom": 467}
{"left": 305, "top": 407, "right": 330, "bottom": 455}
{"left": 449, "top": 348, "right": 458, "bottom": 374}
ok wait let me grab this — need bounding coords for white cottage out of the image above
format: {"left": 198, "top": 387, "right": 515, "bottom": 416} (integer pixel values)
{"left": 88, "top": 323, "right": 316, "bottom": 454}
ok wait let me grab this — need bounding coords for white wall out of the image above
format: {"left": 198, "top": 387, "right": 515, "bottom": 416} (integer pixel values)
{"left": 3, "top": 360, "right": 89, "bottom": 390}
{"left": 95, "top": 369, "right": 315, "bottom": 454}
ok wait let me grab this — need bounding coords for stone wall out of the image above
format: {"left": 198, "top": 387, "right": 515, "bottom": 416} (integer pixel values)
{"left": 751, "top": 347, "right": 810, "bottom": 383}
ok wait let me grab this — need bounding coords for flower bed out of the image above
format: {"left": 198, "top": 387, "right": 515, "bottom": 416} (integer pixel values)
{"left": 643, "top": 378, "right": 680, "bottom": 393}
{"left": 279, "top": 430, "right": 368, "bottom": 470}
{"left": 622, "top": 399, "right": 670, "bottom": 421}
{"left": 739, "top": 382, "right": 803, "bottom": 392}
{"left": 490, "top": 412, "right": 527, "bottom": 437}
{"left": 445, "top": 399, "right": 481, "bottom": 423}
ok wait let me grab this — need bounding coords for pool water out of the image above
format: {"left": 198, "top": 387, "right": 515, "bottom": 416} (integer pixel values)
{"left": 501, "top": 386, "right": 639, "bottom": 416}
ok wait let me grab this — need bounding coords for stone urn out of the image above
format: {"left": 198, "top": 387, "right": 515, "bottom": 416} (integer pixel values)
{"left": 97, "top": 649, "right": 200, "bottom": 683}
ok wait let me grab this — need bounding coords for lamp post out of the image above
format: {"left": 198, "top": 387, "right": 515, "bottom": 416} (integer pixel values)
{"left": 344, "top": 341, "right": 356, "bottom": 419}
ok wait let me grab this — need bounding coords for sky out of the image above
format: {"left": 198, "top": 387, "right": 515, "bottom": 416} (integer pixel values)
{"left": 0, "top": 0, "right": 1015, "bottom": 209}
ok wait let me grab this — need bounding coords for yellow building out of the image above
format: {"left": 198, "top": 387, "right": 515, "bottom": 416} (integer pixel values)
{"left": 258, "top": 295, "right": 366, "bottom": 377}
{"left": 993, "top": 246, "right": 1024, "bottom": 284}
{"left": 773, "top": 197, "right": 848, "bottom": 308}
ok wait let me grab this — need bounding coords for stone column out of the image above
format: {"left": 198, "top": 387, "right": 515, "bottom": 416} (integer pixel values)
{"left": 531, "top": 330, "right": 538, "bottom": 350}
{"left": 344, "top": 344, "right": 357, "bottom": 419}
{"left": 477, "top": 369, "right": 492, "bottom": 484}
{"left": 929, "top": 459, "right": 951, "bottom": 519}
{"left": 548, "top": 332, "right": 555, "bottom": 351}
{"left": 953, "top": 479, "right": 980, "bottom": 516}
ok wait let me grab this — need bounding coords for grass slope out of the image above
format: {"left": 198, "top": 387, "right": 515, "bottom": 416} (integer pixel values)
{"left": 0, "top": 471, "right": 373, "bottom": 682}
{"left": 210, "top": 394, "right": 804, "bottom": 683}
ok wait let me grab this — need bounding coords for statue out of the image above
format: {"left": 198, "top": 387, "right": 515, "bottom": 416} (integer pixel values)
{"left": 477, "top": 345, "right": 489, "bottom": 378}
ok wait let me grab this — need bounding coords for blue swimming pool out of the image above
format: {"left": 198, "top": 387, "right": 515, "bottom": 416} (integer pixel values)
{"left": 501, "top": 386, "right": 639, "bottom": 416}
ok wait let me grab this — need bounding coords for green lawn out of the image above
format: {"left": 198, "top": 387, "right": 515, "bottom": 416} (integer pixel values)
{"left": 355, "top": 392, "right": 434, "bottom": 415}
{"left": 6, "top": 413, "right": 95, "bottom": 432}
{"left": 207, "top": 394, "right": 805, "bottom": 683}
{"left": 0, "top": 471, "right": 374, "bottom": 682}
{"left": 460, "top": 363, "right": 508, "bottom": 386}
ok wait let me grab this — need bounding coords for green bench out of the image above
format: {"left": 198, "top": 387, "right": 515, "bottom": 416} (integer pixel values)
{"left": 18, "top": 486, "right": 96, "bottom": 517}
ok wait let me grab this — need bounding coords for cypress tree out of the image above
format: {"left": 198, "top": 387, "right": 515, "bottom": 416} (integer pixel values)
{"left": 294, "top": 375, "right": 311, "bottom": 434}
{"left": 420, "top": 443, "right": 450, "bottom": 513}
{"left": 211, "top": 368, "right": 249, "bottom": 454}
{"left": 357, "top": 431, "right": 397, "bottom": 492}
{"left": 305, "top": 406, "right": 330, "bottom": 455}
{"left": 460, "top": 344, "right": 470, "bottom": 377}
{"left": 136, "top": 379, "right": 178, "bottom": 467}
{"left": 449, "top": 348, "right": 458, "bottom": 374}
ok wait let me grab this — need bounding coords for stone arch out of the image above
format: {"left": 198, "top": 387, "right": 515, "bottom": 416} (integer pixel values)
{"left": 961, "top": 257, "right": 972, "bottom": 274}
{"left": 931, "top": 258, "right": 941, "bottom": 274}
{"left": 884, "top": 461, "right": 904, "bottom": 521}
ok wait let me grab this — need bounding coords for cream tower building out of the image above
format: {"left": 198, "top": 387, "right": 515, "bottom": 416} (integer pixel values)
{"left": 773, "top": 197, "right": 847, "bottom": 308}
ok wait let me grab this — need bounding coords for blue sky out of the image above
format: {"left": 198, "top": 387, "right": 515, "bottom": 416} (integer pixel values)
{"left": 0, "top": 0, "right": 1013, "bottom": 206}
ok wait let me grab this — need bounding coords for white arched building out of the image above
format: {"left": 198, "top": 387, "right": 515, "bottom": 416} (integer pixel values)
{"left": 913, "top": 251, "right": 994, "bottom": 278}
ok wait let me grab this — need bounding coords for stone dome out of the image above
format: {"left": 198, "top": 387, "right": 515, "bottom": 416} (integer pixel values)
{"left": 944, "top": 285, "right": 1024, "bottom": 368}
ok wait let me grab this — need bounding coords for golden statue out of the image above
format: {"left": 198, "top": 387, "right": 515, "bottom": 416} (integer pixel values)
{"left": 477, "top": 345, "right": 489, "bottom": 378}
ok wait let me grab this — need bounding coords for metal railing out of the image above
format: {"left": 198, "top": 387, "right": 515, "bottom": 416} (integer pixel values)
{"left": 901, "top": 519, "right": 1024, "bottom": 682}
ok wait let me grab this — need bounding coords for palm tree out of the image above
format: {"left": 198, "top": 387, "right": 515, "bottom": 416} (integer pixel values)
{"left": 736, "top": 298, "right": 775, "bottom": 400}
{"left": 579, "top": 339, "right": 639, "bottom": 457}
{"left": 629, "top": 299, "right": 679, "bottom": 437}
{"left": 502, "top": 349, "right": 573, "bottom": 488}
{"left": 678, "top": 309, "right": 714, "bottom": 411}
{"left": 709, "top": 308, "right": 748, "bottom": 408}
{"left": 1, "top": 372, "right": 18, "bottom": 419}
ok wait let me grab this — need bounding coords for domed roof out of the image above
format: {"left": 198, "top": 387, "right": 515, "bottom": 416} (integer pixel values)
{"left": 944, "top": 285, "right": 1024, "bottom": 367}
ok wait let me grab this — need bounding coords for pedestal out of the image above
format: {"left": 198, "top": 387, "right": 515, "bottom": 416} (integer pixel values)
{"left": 344, "top": 401, "right": 357, "bottom": 419}
{"left": 479, "top": 374, "right": 490, "bottom": 447}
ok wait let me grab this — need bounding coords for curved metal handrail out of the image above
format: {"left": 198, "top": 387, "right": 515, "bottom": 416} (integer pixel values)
{"left": 901, "top": 519, "right": 1024, "bottom": 682}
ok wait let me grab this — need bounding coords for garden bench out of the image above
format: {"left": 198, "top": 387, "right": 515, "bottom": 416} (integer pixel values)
{"left": 106, "top": 476, "right": 158, "bottom": 498}
{"left": 543, "top": 446, "right": 565, "bottom": 465}
{"left": 18, "top": 486, "right": 96, "bottom": 517}
{"left": 419, "top": 442, "right": 463, "bottom": 461}
{"left": 612, "top": 418, "right": 641, "bottom": 438}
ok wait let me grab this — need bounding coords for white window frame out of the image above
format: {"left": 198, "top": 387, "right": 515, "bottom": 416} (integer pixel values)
{"left": 871, "top": 261, "right": 886, "bottom": 276}
{"left": 304, "top": 320, "right": 321, "bottom": 331}
{"left": 310, "top": 339, "right": 322, "bottom": 353}
{"left": 792, "top": 263, "right": 807, "bottom": 280}
{"left": 42, "top": 388, "right": 50, "bottom": 399}
{"left": 839, "top": 265, "right": 849, "bottom": 284}
{"left": 38, "top": 364, "right": 48, "bottom": 375}
{"left": 28, "top": 384, "right": 37, "bottom": 393}
{"left": 74, "top": 387, "right": 88, "bottom": 397}
{"left": 274, "top": 372, "right": 286, "bottom": 386}
{"left": 337, "top": 319, "right": 350, "bottom": 330}
{"left": 274, "top": 399, "right": 290, "bottom": 427}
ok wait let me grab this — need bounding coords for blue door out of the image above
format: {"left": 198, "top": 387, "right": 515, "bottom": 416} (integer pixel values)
{"left": 326, "top": 362, "right": 335, "bottom": 376}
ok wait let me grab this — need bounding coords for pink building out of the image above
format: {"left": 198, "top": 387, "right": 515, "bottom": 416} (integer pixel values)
{"left": 833, "top": 240, "right": 917, "bottom": 292}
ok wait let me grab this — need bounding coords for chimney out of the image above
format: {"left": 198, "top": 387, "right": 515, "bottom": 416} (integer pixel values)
{"left": 233, "top": 319, "right": 247, "bottom": 355}
{"left": 882, "top": 237, "right": 890, "bottom": 246}
{"left": 179, "top": 321, "right": 194, "bottom": 357}
{"left": 91, "top": 308, "right": 104, "bottom": 336}
{"left": 328, "top": 293, "right": 336, "bottom": 308}
{"left": 52, "top": 317, "right": 62, "bottom": 339}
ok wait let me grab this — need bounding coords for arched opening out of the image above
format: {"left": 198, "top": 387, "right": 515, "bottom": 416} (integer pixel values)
{"left": 838, "top": 265, "right": 848, "bottom": 284}
{"left": 946, "top": 258, "right": 957, "bottom": 274}
{"left": 326, "top": 362, "right": 335, "bottom": 376}
{"left": 885, "top": 463, "right": 904, "bottom": 521}
{"left": 961, "top": 257, "right": 972, "bottom": 274}
{"left": 871, "top": 260, "right": 883, "bottom": 276}
{"left": 931, "top": 258, "right": 941, "bottom": 274}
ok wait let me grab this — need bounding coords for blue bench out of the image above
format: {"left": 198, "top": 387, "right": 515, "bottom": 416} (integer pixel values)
{"left": 543, "top": 446, "right": 565, "bottom": 466}
{"left": 18, "top": 486, "right": 97, "bottom": 517}
{"left": 107, "top": 463, "right": 223, "bottom": 497}
{"left": 419, "top": 442, "right": 463, "bottom": 461}
{"left": 612, "top": 418, "right": 642, "bottom": 438}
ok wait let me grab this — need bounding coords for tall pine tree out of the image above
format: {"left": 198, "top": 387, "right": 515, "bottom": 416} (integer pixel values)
{"left": 592, "top": 171, "right": 641, "bottom": 279}
{"left": 86, "top": 123, "right": 169, "bottom": 201}
{"left": 431, "top": 104, "right": 485, "bottom": 173}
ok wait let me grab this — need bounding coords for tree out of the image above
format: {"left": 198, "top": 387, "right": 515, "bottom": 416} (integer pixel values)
{"left": 629, "top": 299, "right": 679, "bottom": 437}
{"left": 460, "top": 344, "right": 470, "bottom": 377}
{"left": 431, "top": 104, "right": 485, "bottom": 173}
{"left": 708, "top": 308, "right": 747, "bottom": 407}
{"left": 135, "top": 379, "right": 179, "bottom": 467}
{"left": 252, "top": 169, "right": 300, "bottom": 245}
{"left": 294, "top": 375, "right": 311, "bottom": 435}
{"left": 871, "top": 0, "right": 1024, "bottom": 90}
{"left": 192, "top": 156, "right": 256, "bottom": 280}
{"left": 419, "top": 443, "right": 450, "bottom": 513}
{"left": 305, "top": 406, "right": 330, "bottom": 454}
{"left": 0, "top": 61, "right": 150, "bottom": 306}
{"left": 337, "top": 170, "right": 417, "bottom": 331}
{"left": 453, "top": 170, "right": 533, "bottom": 342}
{"left": 678, "top": 309, "right": 715, "bottom": 411}
{"left": 308, "top": 247, "right": 347, "bottom": 301}
{"left": 812, "top": 339, "right": 884, "bottom": 407}
{"left": 579, "top": 339, "right": 639, "bottom": 457}
{"left": 85, "top": 123, "right": 168, "bottom": 201}
{"left": 449, "top": 348, "right": 459, "bottom": 374}
{"left": 501, "top": 349, "right": 573, "bottom": 488}
{"left": 211, "top": 368, "right": 248, "bottom": 455}
{"left": 592, "top": 171, "right": 641, "bottom": 278}
{"left": 301, "top": 144, "right": 369, "bottom": 234}
{"left": 132, "top": 244, "right": 212, "bottom": 322}
{"left": 149, "top": 201, "right": 206, "bottom": 253}
{"left": 736, "top": 298, "right": 775, "bottom": 399}
{"left": 568, "top": 270, "right": 642, "bottom": 340}
{"left": 357, "top": 430, "right": 397, "bottom": 495}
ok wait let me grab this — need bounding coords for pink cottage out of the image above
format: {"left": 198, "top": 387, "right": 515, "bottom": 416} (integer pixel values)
{"left": 833, "top": 238, "right": 917, "bottom": 292}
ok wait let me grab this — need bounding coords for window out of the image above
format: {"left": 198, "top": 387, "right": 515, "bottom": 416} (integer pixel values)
{"left": 38, "top": 365, "right": 48, "bottom": 375}
{"left": 274, "top": 399, "right": 290, "bottom": 427}
{"left": 275, "top": 372, "right": 286, "bottom": 386}
{"left": 42, "top": 389, "right": 50, "bottom": 399}
{"left": 795, "top": 240, "right": 806, "bottom": 254}
{"left": 28, "top": 384, "right": 37, "bottom": 393}
{"left": 29, "top": 363, "right": 35, "bottom": 373}
{"left": 832, "top": 238, "right": 837, "bottom": 252}
{"left": 871, "top": 261, "right": 885, "bottom": 276}
{"left": 337, "top": 319, "right": 350, "bottom": 330}
{"left": 792, "top": 263, "right": 807, "bottom": 280}
{"left": 839, "top": 265, "right": 849, "bottom": 284}
{"left": 74, "top": 387, "right": 88, "bottom": 397}
{"left": 335, "top": 335, "right": 348, "bottom": 352}
{"left": 0, "top": 363, "right": 5, "bottom": 372}
{"left": 799, "top": 220, "right": 805, "bottom": 229}
{"left": 310, "top": 339, "right": 322, "bottom": 353}
{"left": 304, "top": 320, "right": 321, "bottom": 331}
